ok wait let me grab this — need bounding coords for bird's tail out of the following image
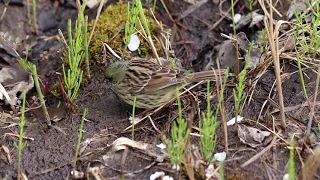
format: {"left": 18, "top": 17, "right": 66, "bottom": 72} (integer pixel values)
{"left": 186, "top": 69, "right": 227, "bottom": 82}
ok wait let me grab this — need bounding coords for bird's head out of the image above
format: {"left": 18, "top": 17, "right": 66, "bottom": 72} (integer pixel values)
{"left": 105, "top": 61, "right": 129, "bottom": 84}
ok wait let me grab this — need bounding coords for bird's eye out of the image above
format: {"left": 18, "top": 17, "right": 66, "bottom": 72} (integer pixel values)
{"left": 99, "top": 45, "right": 106, "bottom": 56}
{"left": 106, "top": 76, "right": 113, "bottom": 81}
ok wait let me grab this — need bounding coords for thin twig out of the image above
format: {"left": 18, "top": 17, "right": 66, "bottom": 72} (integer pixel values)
{"left": 210, "top": 0, "right": 239, "bottom": 30}
{"left": 306, "top": 59, "right": 320, "bottom": 135}
{"left": 148, "top": 115, "right": 162, "bottom": 134}
{"left": 240, "top": 137, "right": 278, "bottom": 168}
{"left": 137, "top": 18, "right": 161, "bottom": 65}
{"left": 4, "top": 133, "right": 35, "bottom": 141}
{"left": 0, "top": 0, "right": 10, "bottom": 21}
{"left": 88, "top": 0, "right": 106, "bottom": 45}
{"left": 159, "top": 0, "right": 174, "bottom": 22}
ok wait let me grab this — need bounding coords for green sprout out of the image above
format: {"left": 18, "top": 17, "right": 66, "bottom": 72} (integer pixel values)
{"left": 199, "top": 80, "right": 219, "bottom": 162}
{"left": 18, "top": 59, "right": 51, "bottom": 126}
{"left": 167, "top": 88, "right": 191, "bottom": 167}
{"left": 14, "top": 90, "right": 28, "bottom": 180}
{"left": 61, "top": 0, "right": 89, "bottom": 102}
{"left": 288, "top": 133, "right": 295, "bottom": 180}
{"left": 131, "top": 96, "right": 137, "bottom": 140}
{"left": 124, "top": 2, "right": 139, "bottom": 46}
{"left": 233, "top": 41, "right": 252, "bottom": 126}
{"left": 72, "top": 108, "right": 88, "bottom": 175}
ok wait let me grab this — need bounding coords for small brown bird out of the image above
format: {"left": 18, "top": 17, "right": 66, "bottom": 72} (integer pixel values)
{"left": 105, "top": 57, "right": 225, "bottom": 109}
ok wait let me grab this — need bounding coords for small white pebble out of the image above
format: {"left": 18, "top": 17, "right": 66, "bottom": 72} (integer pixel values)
{"left": 156, "top": 143, "right": 166, "bottom": 149}
{"left": 128, "top": 34, "right": 140, "bottom": 51}
{"left": 163, "top": 175, "right": 174, "bottom": 180}
{"left": 214, "top": 151, "right": 226, "bottom": 162}
{"left": 234, "top": 13, "right": 242, "bottom": 23}
{"left": 227, "top": 116, "right": 244, "bottom": 126}
{"left": 172, "top": 164, "right": 180, "bottom": 170}
{"left": 283, "top": 174, "right": 289, "bottom": 180}
{"left": 205, "top": 164, "right": 215, "bottom": 178}
{"left": 84, "top": 139, "right": 91, "bottom": 145}
{"left": 150, "top": 171, "right": 165, "bottom": 180}
{"left": 128, "top": 116, "right": 141, "bottom": 124}
{"left": 70, "top": 170, "right": 84, "bottom": 179}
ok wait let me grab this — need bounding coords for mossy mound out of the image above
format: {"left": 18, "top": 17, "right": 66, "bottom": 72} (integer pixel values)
{"left": 88, "top": 2, "right": 164, "bottom": 63}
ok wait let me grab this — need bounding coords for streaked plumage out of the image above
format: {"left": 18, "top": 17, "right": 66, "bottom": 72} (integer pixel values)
{"left": 105, "top": 57, "right": 224, "bottom": 109}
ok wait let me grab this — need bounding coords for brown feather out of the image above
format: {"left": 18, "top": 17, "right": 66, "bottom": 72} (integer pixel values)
{"left": 105, "top": 57, "right": 225, "bottom": 109}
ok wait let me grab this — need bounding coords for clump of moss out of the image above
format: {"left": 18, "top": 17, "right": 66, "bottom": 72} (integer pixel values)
{"left": 88, "top": 2, "right": 164, "bottom": 63}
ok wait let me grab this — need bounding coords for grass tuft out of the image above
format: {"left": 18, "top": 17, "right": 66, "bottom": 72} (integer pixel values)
{"left": 60, "top": 0, "right": 89, "bottom": 102}
{"left": 199, "top": 80, "right": 219, "bottom": 162}
{"left": 167, "top": 88, "right": 191, "bottom": 168}
{"left": 124, "top": 2, "right": 139, "bottom": 47}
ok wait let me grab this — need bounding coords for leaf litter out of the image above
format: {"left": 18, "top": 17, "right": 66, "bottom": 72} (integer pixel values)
{"left": 0, "top": 0, "right": 319, "bottom": 179}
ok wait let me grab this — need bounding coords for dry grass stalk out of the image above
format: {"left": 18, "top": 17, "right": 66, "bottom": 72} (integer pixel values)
{"left": 259, "top": 0, "right": 286, "bottom": 129}
{"left": 215, "top": 59, "right": 228, "bottom": 155}
{"left": 88, "top": 0, "right": 105, "bottom": 45}
{"left": 300, "top": 146, "right": 320, "bottom": 180}
{"left": 307, "top": 63, "right": 320, "bottom": 135}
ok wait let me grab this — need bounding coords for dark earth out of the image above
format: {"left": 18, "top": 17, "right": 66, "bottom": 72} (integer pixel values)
{"left": 0, "top": 0, "right": 320, "bottom": 179}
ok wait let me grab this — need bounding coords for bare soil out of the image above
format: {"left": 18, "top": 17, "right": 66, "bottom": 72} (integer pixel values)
{"left": 0, "top": 0, "right": 319, "bottom": 180}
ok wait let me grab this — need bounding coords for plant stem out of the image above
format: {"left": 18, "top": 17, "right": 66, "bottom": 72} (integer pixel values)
{"left": 32, "top": 0, "right": 38, "bottom": 34}
{"left": 17, "top": 90, "right": 27, "bottom": 180}
{"left": 26, "top": 0, "right": 31, "bottom": 25}
{"left": 73, "top": 108, "right": 87, "bottom": 172}
{"left": 31, "top": 64, "right": 51, "bottom": 126}
{"left": 131, "top": 96, "right": 137, "bottom": 140}
{"left": 84, "top": 16, "right": 90, "bottom": 78}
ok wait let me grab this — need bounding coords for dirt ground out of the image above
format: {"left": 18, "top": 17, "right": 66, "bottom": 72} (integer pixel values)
{"left": 0, "top": 0, "right": 320, "bottom": 179}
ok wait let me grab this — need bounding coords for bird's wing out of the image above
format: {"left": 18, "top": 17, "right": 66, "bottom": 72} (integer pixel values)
{"left": 122, "top": 59, "right": 183, "bottom": 93}
{"left": 143, "top": 67, "right": 184, "bottom": 92}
